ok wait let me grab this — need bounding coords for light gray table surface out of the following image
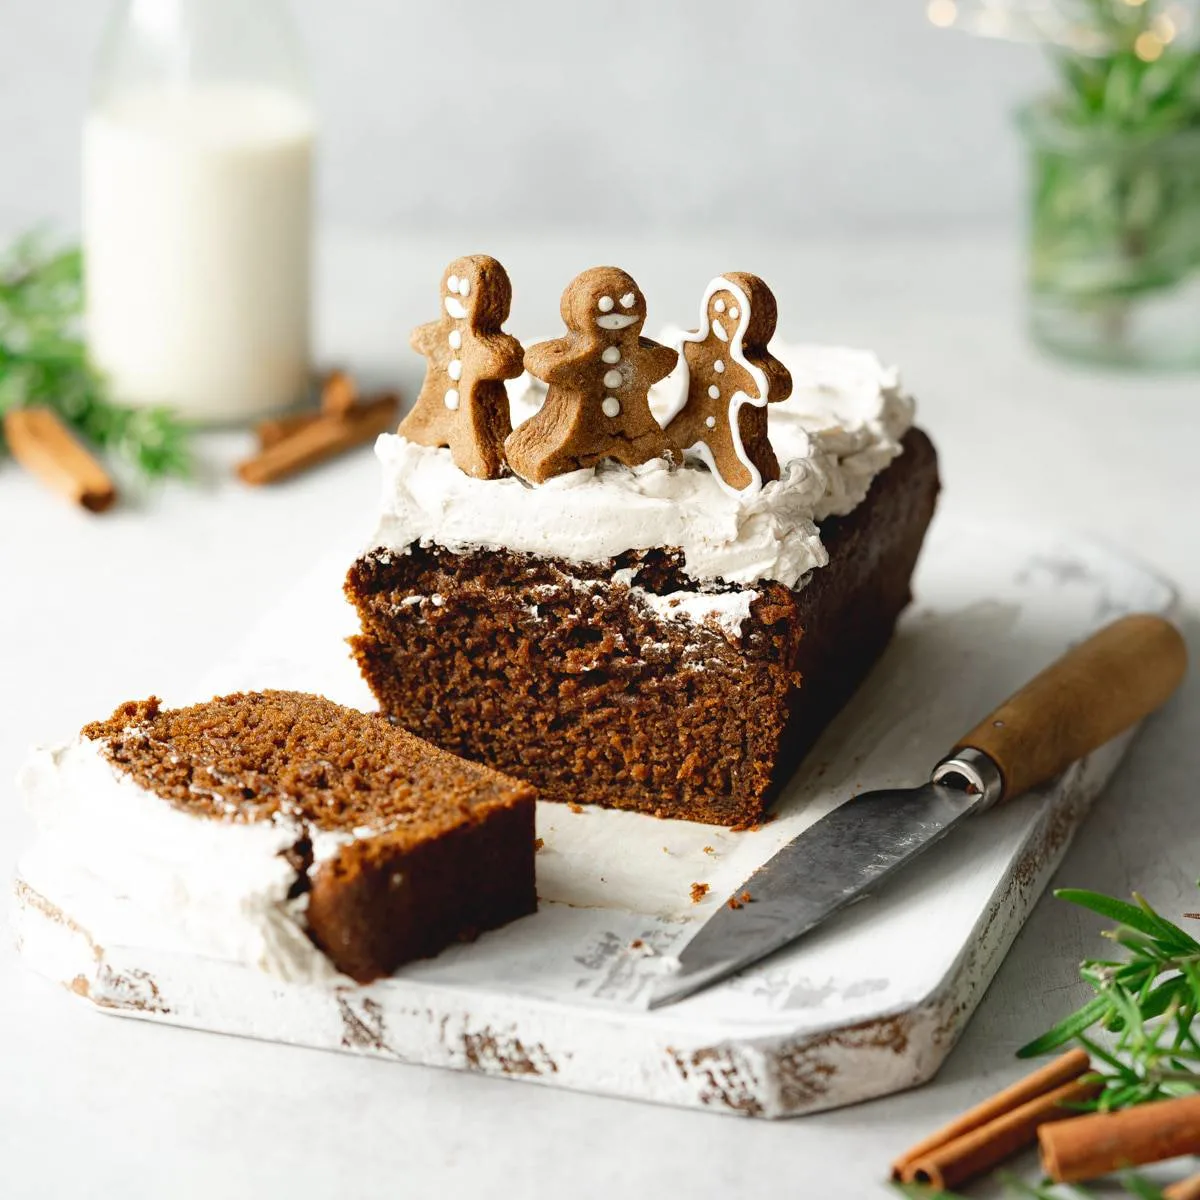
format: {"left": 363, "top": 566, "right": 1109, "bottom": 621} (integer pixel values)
{"left": 2, "top": 228, "right": 1197, "bottom": 1199}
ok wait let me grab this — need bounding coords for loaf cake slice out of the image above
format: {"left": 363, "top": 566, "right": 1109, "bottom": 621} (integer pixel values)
{"left": 19, "top": 691, "right": 537, "bottom": 983}
{"left": 346, "top": 336, "right": 939, "bottom": 828}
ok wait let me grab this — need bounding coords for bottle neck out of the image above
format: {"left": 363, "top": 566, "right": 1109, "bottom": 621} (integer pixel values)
{"left": 92, "top": 0, "right": 310, "bottom": 108}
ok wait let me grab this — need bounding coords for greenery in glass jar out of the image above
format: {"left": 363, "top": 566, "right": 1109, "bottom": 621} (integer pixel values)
{"left": 1022, "top": 2, "right": 1200, "bottom": 335}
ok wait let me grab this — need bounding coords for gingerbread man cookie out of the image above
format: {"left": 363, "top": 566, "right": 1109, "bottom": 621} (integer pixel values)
{"left": 504, "top": 267, "right": 679, "bottom": 484}
{"left": 662, "top": 273, "right": 792, "bottom": 494}
{"left": 399, "top": 255, "right": 525, "bottom": 480}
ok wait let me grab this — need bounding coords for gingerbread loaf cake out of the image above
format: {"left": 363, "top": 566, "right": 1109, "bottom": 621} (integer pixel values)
{"left": 346, "top": 261, "right": 940, "bottom": 828}
{"left": 19, "top": 690, "right": 537, "bottom": 982}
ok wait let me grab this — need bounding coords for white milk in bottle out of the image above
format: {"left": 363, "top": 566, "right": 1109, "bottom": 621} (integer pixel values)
{"left": 84, "top": 2, "right": 313, "bottom": 423}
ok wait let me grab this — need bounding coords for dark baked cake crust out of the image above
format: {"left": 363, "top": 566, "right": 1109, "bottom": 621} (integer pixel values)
{"left": 346, "top": 428, "right": 939, "bottom": 827}
{"left": 85, "top": 691, "right": 537, "bottom": 982}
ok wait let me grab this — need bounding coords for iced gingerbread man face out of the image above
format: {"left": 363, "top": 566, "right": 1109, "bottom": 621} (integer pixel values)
{"left": 705, "top": 290, "right": 744, "bottom": 344}
{"left": 441, "top": 259, "right": 480, "bottom": 325}
{"left": 590, "top": 287, "right": 642, "bottom": 333}
{"left": 564, "top": 270, "right": 646, "bottom": 337}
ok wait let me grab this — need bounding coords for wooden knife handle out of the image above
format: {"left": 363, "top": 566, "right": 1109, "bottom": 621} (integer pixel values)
{"left": 955, "top": 613, "right": 1187, "bottom": 803}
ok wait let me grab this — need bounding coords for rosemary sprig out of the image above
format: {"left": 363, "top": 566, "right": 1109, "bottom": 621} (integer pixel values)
{"left": 1017, "top": 885, "right": 1200, "bottom": 1112}
{"left": 0, "top": 230, "right": 190, "bottom": 479}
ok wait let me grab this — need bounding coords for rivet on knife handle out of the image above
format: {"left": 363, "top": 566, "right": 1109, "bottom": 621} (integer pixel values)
{"left": 934, "top": 613, "right": 1187, "bottom": 806}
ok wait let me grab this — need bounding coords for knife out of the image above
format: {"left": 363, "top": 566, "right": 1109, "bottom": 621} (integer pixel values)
{"left": 649, "top": 613, "right": 1187, "bottom": 1009}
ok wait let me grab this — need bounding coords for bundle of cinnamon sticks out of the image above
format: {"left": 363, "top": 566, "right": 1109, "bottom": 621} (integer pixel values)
{"left": 892, "top": 1051, "right": 1200, "bottom": 1190}
{"left": 236, "top": 370, "right": 398, "bottom": 486}
{"left": 891, "top": 1049, "right": 1099, "bottom": 1189}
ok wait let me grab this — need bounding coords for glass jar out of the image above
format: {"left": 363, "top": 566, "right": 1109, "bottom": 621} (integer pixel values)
{"left": 1018, "top": 100, "right": 1200, "bottom": 370}
{"left": 84, "top": 0, "right": 315, "bottom": 423}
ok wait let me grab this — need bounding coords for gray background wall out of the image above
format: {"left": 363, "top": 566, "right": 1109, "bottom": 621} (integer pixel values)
{"left": 0, "top": 0, "right": 1047, "bottom": 236}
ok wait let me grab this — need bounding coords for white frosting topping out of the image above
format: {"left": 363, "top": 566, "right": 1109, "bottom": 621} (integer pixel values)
{"left": 610, "top": 568, "right": 758, "bottom": 639}
{"left": 18, "top": 737, "right": 347, "bottom": 983}
{"left": 368, "top": 342, "right": 914, "bottom": 594}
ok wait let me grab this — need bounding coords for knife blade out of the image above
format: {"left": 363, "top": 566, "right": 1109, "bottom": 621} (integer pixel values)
{"left": 648, "top": 613, "right": 1187, "bottom": 1009}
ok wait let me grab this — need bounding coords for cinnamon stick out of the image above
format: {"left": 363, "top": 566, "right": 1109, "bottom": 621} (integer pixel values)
{"left": 254, "top": 370, "right": 362, "bottom": 448}
{"left": 237, "top": 393, "right": 398, "bottom": 485}
{"left": 255, "top": 410, "right": 321, "bottom": 450}
{"left": 1039, "top": 1093, "right": 1200, "bottom": 1184}
{"left": 904, "top": 1076, "right": 1102, "bottom": 1190}
{"left": 1165, "top": 1172, "right": 1200, "bottom": 1200}
{"left": 320, "top": 368, "right": 358, "bottom": 417}
{"left": 3, "top": 407, "right": 116, "bottom": 512}
{"left": 891, "top": 1049, "right": 1092, "bottom": 1181}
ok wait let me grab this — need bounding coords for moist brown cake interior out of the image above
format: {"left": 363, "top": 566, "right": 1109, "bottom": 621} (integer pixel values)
{"left": 346, "top": 427, "right": 939, "bottom": 827}
{"left": 84, "top": 690, "right": 528, "bottom": 841}
{"left": 84, "top": 691, "right": 537, "bottom": 982}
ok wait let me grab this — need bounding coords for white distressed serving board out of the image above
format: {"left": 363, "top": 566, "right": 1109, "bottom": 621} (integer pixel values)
{"left": 13, "top": 518, "right": 1177, "bottom": 1117}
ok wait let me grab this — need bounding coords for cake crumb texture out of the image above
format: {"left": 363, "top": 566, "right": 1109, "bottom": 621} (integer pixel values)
{"left": 83, "top": 690, "right": 528, "bottom": 836}
{"left": 346, "top": 430, "right": 938, "bottom": 827}
{"left": 83, "top": 690, "right": 537, "bottom": 982}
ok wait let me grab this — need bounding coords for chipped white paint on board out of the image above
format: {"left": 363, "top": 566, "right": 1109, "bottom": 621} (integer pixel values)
{"left": 12, "top": 518, "right": 1178, "bottom": 1118}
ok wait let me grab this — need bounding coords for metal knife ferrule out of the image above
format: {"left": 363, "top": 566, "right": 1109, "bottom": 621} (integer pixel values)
{"left": 931, "top": 747, "right": 1005, "bottom": 812}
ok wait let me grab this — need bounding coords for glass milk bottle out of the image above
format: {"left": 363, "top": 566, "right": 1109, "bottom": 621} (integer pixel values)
{"left": 84, "top": 0, "right": 314, "bottom": 423}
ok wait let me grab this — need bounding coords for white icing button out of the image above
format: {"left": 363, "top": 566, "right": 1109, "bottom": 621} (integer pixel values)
{"left": 714, "top": 298, "right": 726, "bottom": 313}
{"left": 713, "top": 359, "right": 725, "bottom": 373}
{"left": 729, "top": 305, "right": 739, "bottom": 319}
{"left": 705, "top": 416, "right": 716, "bottom": 428}
{"left": 598, "top": 296, "right": 615, "bottom": 313}
{"left": 459, "top": 277, "right": 471, "bottom": 297}
{"left": 620, "top": 292, "right": 636, "bottom": 308}
{"left": 447, "top": 275, "right": 459, "bottom": 292}
{"left": 448, "top": 359, "right": 463, "bottom": 381}
{"left": 708, "top": 384, "right": 720, "bottom": 400}
{"left": 602, "top": 396, "right": 621, "bottom": 418}
{"left": 448, "top": 329, "right": 462, "bottom": 350}
{"left": 601, "top": 346, "right": 621, "bottom": 364}
{"left": 444, "top": 389, "right": 460, "bottom": 410}
{"left": 603, "top": 369, "right": 623, "bottom": 389}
